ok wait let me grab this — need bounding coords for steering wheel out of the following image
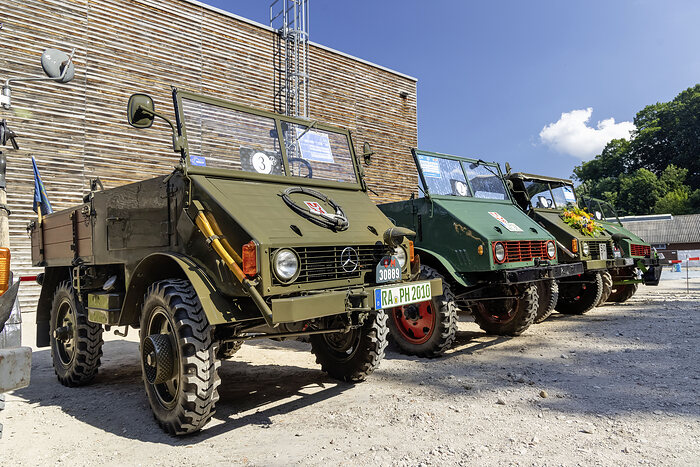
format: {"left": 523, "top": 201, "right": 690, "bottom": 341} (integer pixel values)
{"left": 288, "top": 157, "right": 313, "bottom": 178}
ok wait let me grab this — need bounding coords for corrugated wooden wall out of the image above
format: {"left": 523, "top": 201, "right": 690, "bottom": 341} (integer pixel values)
{"left": 0, "top": 0, "right": 418, "bottom": 312}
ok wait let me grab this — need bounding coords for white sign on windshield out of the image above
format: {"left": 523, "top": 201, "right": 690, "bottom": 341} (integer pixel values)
{"left": 418, "top": 155, "right": 442, "bottom": 179}
{"left": 475, "top": 191, "right": 505, "bottom": 200}
{"left": 297, "top": 128, "right": 334, "bottom": 163}
{"left": 563, "top": 186, "right": 576, "bottom": 201}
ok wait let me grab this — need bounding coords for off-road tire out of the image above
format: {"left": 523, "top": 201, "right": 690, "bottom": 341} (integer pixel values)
{"left": 556, "top": 272, "right": 603, "bottom": 315}
{"left": 50, "top": 281, "right": 103, "bottom": 386}
{"left": 217, "top": 340, "right": 243, "bottom": 359}
{"left": 607, "top": 283, "right": 639, "bottom": 303}
{"left": 310, "top": 310, "right": 388, "bottom": 383}
{"left": 386, "top": 265, "right": 457, "bottom": 358}
{"left": 140, "top": 279, "right": 221, "bottom": 435}
{"left": 597, "top": 271, "right": 613, "bottom": 306}
{"left": 534, "top": 280, "right": 559, "bottom": 324}
{"left": 471, "top": 283, "right": 539, "bottom": 336}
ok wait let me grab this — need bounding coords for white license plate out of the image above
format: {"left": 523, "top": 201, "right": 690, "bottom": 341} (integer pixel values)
{"left": 599, "top": 244, "right": 608, "bottom": 260}
{"left": 374, "top": 281, "right": 432, "bottom": 310}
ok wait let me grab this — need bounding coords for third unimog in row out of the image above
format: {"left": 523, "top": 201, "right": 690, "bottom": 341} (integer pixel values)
{"left": 29, "top": 89, "right": 441, "bottom": 434}
{"left": 505, "top": 172, "right": 635, "bottom": 317}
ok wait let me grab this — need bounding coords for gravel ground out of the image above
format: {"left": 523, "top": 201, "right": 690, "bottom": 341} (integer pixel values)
{"left": 1, "top": 277, "right": 699, "bottom": 466}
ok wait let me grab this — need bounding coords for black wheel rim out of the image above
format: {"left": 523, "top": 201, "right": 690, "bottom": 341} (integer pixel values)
{"left": 321, "top": 327, "right": 360, "bottom": 362}
{"left": 146, "top": 306, "right": 180, "bottom": 410}
{"left": 54, "top": 298, "right": 76, "bottom": 366}
{"left": 474, "top": 298, "right": 518, "bottom": 325}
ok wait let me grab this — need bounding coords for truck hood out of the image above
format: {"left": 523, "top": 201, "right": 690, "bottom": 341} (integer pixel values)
{"left": 535, "top": 209, "right": 613, "bottom": 242}
{"left": 434, "top": 198, "right": 554, "bottom": 242}
{"left": 191, "top": 175, "right": 395, "bottom": 246}
{"left": 600, "top": 221, "right": 647, "bottom": 245}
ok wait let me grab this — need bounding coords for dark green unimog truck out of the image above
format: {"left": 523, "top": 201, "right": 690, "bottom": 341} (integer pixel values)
{"left": 28, "top": 89, "right": 441, "bottom": 434}
{"left": 505, "top": 172, "right": 634, "bottom": 316}
{"left": 378, "top": 150, "right": 583, "bottom": 357}
{"left": 580, "top": 196, "right": 662, "bottom": 302}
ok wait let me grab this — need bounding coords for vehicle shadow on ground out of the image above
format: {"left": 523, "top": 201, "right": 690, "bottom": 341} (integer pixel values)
{"left": 13, "top": 340, "right": 348, "bottom": 445}
{"left": 381, "top": 299, "right": 700, "bottom": 419}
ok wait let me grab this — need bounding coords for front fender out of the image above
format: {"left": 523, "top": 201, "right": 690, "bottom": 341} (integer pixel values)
{"left": 414, "top": 248, "right": 469, "bottom": 288}
{"left": 119, "top": 252, "right": 243, "bottom": 326}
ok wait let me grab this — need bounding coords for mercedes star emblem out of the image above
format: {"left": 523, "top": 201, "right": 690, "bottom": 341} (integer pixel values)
{"left": 340, "top": 247, "right": 359, "bottom": 273}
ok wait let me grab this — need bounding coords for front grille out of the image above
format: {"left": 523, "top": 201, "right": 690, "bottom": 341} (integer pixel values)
{"left": 587, "top": 241, "right": 614, "bottom": 260}
{"left": 630, "top": 244, "right": 651, "bottom": 257}
{"left": 272, "top": 245, "right": 384, "bottom": 285}
{"left": 501, "top": 240, "right": 548, "bottom": 263}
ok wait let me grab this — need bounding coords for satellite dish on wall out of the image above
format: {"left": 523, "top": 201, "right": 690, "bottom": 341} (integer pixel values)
{"left": 41, "top": 48, "right": 75, "bottom": 83}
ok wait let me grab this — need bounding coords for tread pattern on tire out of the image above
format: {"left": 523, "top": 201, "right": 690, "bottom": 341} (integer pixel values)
{"left": 311, "top": 309, "right": 388, "bottom": 383}
{"left": 597, "top": 271, "right": 613, "bottom": 306}
{"left": 387, "top": 265, "right": 457, "bottom": 358}
{"left": 556, "top": 272, "right": 603, "bottom": 315}
{"left": 534, "top": 280, "right": 559, "bottom": 324}
{"left": 472, "top": 283, "right": 539, "bottom": 336}
{"left": 141, "top": 279, "right": 221, "bottom": 435}
{"left": 51, "top": 281, "right": 103, "bottom": 387}
{"left": 217, "top": 340, "right": 243, "bottom": 359}
{"left": 607, "top": 283, "right": 639, "bottom": 303}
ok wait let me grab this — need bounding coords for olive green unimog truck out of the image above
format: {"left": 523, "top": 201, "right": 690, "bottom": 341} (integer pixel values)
{"left": 580, "top": 196, "right": 662, "bottom": 302}
{"left": 378, "top": 150, "right": 583, "bottom": 357}
{"left": 28, "top": 90, "right": 441, "bottom": 434}
{"left": 506, "top": 172, "right": 634, "bottom": 317}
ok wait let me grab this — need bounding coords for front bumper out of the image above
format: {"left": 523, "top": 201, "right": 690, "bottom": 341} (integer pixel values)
{"left": 0, "top": 347, "right": 32, "bottom": 393}
{"left": 498, "top": 262, "right": 584, "bottom": 284}
{"left": 583, "top": 258, "right": 634, "bottom": 271}
{"left": 269, "top": 278, "right": 442, "bottom": 324}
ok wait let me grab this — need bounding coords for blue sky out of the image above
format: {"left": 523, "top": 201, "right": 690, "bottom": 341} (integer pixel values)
{"left": 200, "top": 0, "right": 700, "bottom": 179}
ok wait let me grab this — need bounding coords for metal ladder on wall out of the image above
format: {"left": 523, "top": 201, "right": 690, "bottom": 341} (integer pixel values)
{"left": 270, "top": 0, "right": 310, "bottom": 118}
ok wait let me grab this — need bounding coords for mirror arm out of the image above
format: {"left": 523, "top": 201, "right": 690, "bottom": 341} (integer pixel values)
{"left": 2, "top": 49, "right": 75, "bottom": 110}
{"left": 137, "top": 105, "right": 184, "bottom": 153}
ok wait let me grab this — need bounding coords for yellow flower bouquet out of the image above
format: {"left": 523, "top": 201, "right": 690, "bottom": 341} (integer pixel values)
{"left": 560, "top": 206, "right": 605, "bottom": 237}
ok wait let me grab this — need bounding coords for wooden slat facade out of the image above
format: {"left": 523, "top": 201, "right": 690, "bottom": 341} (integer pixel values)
{"left": 1, "top": 0, "right": 418, "bottom": 312}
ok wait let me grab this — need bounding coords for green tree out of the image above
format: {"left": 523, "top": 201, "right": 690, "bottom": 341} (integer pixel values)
{"left": 572, "top": 84, "right": 700, "bottom": 215}
{"left": 616, "top": 169, "right": 665, "bottom": 216}
{"left": 654, "top": 186, "right": 692, "bottom": 215}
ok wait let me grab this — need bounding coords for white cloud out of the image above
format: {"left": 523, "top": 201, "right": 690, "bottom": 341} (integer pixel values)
{"left": 539, "top": 108, "right": 635, "bottom": 160}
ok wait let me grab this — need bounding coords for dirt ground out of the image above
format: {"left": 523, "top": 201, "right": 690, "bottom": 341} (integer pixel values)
{"left": 1, "top": 278, "right": 699, "bottom": 466}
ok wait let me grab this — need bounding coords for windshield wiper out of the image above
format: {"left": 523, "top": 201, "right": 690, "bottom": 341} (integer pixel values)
{"left": 469, "top": 159, "right": 501, "bottom": 179}
{"left": 285, "top": 120, "right": 318, "bottom": 154}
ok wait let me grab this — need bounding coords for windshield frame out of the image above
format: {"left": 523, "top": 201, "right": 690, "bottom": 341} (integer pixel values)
{"left": 412, "top": 149, "right": 512, "bottom": 204}
{"left": 173, "top": 89, "right": 363, "bottom": 191}
{"left": 581, "top": 196, "right": 621, "bottom": 224}
{"left": 518, "top": 177, "right": 578, "bottom": 212}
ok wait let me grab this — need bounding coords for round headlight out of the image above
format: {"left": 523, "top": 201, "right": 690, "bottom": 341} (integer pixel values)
{"left": 547, "top": 241, "right": 556, "bottom": 259}
{"left": 494, "top": 242, "right": 506, "bottom": 263}
{"left": 394, "top": 246, "right": 407, "bottom": 270}
{"left": 581, "top": 242, "right": 590, "bottom": 257}
{"left": 273, "top": 249, "right": 299, "bottom": 282}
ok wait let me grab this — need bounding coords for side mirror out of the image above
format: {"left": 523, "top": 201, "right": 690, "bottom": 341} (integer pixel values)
{"left": 362, "top": 142, "right": 374, "bottom": 165}
{"left": 127, "top": 94, "right": 156, "bottom": 129}
{"left": 41, "top": 49, "right": 75, "bottom": 83}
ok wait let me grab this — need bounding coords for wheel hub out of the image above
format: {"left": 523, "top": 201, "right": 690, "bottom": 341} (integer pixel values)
{"left": 142, "top": 334, "right": 175, "bottom": 384}
{"left": 392, "top": 301, "right": 435, "bottom": 344}
{"left": 53, "top": 324, "right": 73, "bottom": 342}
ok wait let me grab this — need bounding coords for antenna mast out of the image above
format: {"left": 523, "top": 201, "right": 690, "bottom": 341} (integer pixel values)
{"left": 270, "top": 0, "right": 310, "bottom": 118}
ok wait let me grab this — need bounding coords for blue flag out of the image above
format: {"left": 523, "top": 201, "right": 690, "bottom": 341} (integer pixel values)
{"left": 32, "top": 156, "right": 52, "bottom": 216}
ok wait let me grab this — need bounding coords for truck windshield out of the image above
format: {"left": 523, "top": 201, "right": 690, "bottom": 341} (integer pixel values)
{"left": 551, "top": 185, "right": 577, "bottom": 209}
{"left": 416, "top": 153, "right": 507, "bottom": 199}
{"left": 524, "top": 180, "right": 576, "bottom": 210}
{"left": 181, "top": 97, "right": 357, "bottom": 183}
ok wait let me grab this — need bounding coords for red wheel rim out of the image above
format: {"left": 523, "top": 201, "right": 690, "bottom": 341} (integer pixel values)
{"left": 390, "top": 300, "right": 436, "bottom": 345}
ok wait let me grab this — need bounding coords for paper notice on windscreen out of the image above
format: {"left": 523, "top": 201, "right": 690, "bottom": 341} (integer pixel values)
{"left": 297, "top": 128, "right": 334, "bottom": 163}
{"left": 488, "top": 211, "right": 523, "bottom": 232}
{"left": 563, "top": 186, "right": 576, "bottom": 201}
{"left": 417, "top": 155, "right": 442, "bottom": 179}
